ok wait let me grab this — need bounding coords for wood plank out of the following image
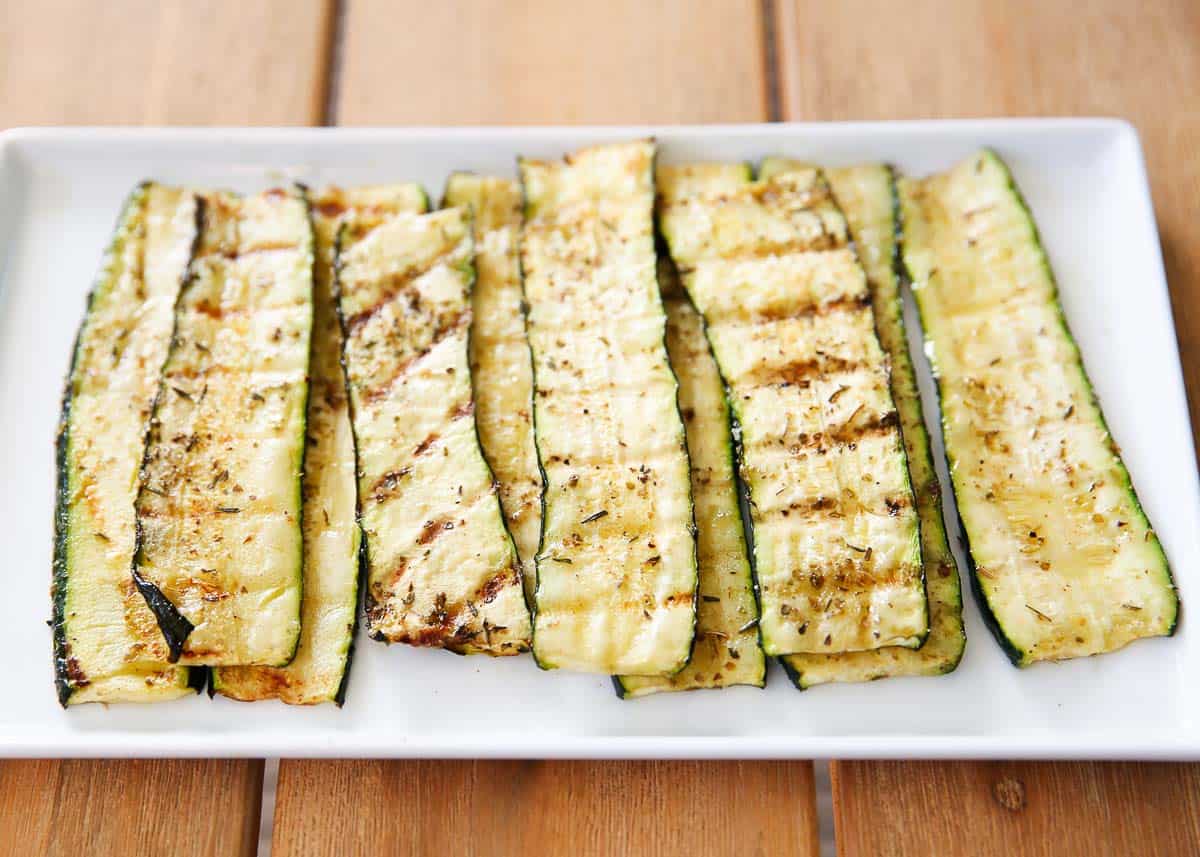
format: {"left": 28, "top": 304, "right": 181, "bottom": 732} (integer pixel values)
{"left": 776, "top": 2, "right": 1200, "bottom": 854}
{"left": 273, "top": 760, "right": 819, "bottom": 857}
{"left": 0, "top": 1, "right": 336, "bottom": 853}
{"left": 336, "top": 0, "right": 768, "bottom": 124}
{"left": 284, "top": 7, "right": 818, "bottom": 856}
{"left": 832, "top": 761, "right": 1200, "bottom": 857}
{"left": 0, "top": 0, "right": 335, "bottom": 126}
{"left": 0, "top": 759, "right": 264, "bottom": 857}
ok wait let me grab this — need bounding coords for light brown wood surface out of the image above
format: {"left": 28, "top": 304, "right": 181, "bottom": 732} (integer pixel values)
{"left": 274, "top": 760, "right": 818, "bottom": 857}
{"left": 336, "top": 0, "right": 769, "bottom": 124}
{"left": 832, "top": 761, "right": 1200, "bottom": 857}
{"left": 0, "top": 759, "right": 264, "bottom": 857}
{"left": 0, "top": 2, "right": 335, "bottom": 854}
{"left": 0, "top": 0, "right": 335, "bottom": 125}
{"left": 776, "top": 1, "right": 1200, "bottom": 853}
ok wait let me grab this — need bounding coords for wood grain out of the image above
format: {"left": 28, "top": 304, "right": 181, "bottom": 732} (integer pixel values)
{"left": 273, "top": 760, "right": 819, "bottom": 857}
{"left": 0, "top": 759, "right": 264, "bottom": 857}
{"left": 832, "top": 761, "right": 1200, "bottom": 857}
{"left": 0, "top": 0, "right": 335, "bottom": 126}
{"left": 0, "top": 1, "right": 337, "bottom": 854}
{"left": 776, "top": 2, "right": 1200, "bottom": 854}
{"left": 336, "top": 0, "right": 768, "bottom": 124}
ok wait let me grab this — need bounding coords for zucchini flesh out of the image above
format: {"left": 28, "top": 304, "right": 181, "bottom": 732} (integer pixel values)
{"left": 53, "top": 184, "right": 200, "bottom": 705}
{"left": 521, "top": 141, "right": 697, "bottom": 676}
{"left": 765, "top": 161, "right": 964, "bottom": 687}
{"left": 616, "top": 266, "right": 765, "bottom": 697}
{"left": 658, "top": 163, "right": 927, "bottom": 656}
{"left": 442, "top": 175, "right": 542, "bottom": 604}
{"left": 213, "top": 185, "right": 426, "bottom": 703}
{"left": 900, "top": 150, "right": 1177, "bottom": 665}
{"left": 133, "top": 187, "right": 314, "bottom": 666}
{"left": 337, "top": 206, "right": 530, "bottom": 654}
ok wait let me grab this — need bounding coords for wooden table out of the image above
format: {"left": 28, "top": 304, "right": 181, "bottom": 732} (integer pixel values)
{"left": 1, "top": 2, "right": 1197, "bottom": 854}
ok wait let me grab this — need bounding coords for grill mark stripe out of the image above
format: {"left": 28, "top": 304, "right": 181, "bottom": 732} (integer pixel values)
{"left": 716, "top": 292, "right": 871, "bottom": 332}
{"left": 761, "top": 491, "right": 913, "bottom": 521}
{"left": 356, "top": 312, "right": 470, "bottom": 405}
{"left": 343, "top": 247, "right": 460, "bottom": 332}
{"left": 749, "top": 411, "right": 901, "bottom": 455}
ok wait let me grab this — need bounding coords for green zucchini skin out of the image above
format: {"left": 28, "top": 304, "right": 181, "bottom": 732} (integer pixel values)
{"left": 658, "top": 163, "right": 928, "bottom": 658}
{"left": 614, "top": 259, "right": 765, "bottom": 698}
{"left": 336, "top": 206, "right": 530, "bottom": 655}
{"left": 765, "top": 160, "right": 965, "bottom": 689}
{"left": 133, "top": 186, "right": 314, "bottom": 667}
{"left": 520, "top": 140, "right": 698, "bottom": 677}
{"left": 900, "top": 149, "right": 1178, "bottom": 665}
{"left": 442, "top": 175, "right": 542, "bottom": 608}
{"left": 212, "top": 185, "right": 428, "bottom": 704}
{"left": 53, "top": 183, "right": 200, "bottom": 705}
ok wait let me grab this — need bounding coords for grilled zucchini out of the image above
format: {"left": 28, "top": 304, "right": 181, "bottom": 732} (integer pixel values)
{"left": 764, "top": 161, "right": 964, "bottom": 687}
{"left": 133, "top": 186, "right": 314, "bottom": 666}
{"left": 442, "top": 175, "right": 541, "bottom": 604}
{"left": 337, "top": 206, "right": 530, "bottom": 654}
{"left": 658, "top": 163, "right": 927, "bottom": 656}
{"left": 53, "top": 183, "right": 201, "bottom": 705}
{"left": 213, "top": 185, "right": 426, "bottom": 704}
{"left": 616, "top": 261, "right": 765, "bottom": 697}
{"left": 521, "top": 140, "right": 697, "bottom": 676}
{"left": 900, "top": 150, "right": 1177, "bottom": 665}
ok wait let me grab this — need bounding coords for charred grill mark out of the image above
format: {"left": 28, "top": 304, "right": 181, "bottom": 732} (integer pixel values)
{"left": 315, "top": 199, "right": 346, "bottom": 219}
{"left": 759, "top": 410, "right": 900, "bottom": 455}
{"left": 755, "top": 353, "right": 868, "bottom": 387}
{"left": 219, "top": 240, "right": 301, "bottom": 261}
{"left": 416, "top": 516, "right": 457, "bottom": 546}
{"left": 476, "top": 566, "right": 519, "bottom": 604}
{"left": 450, "top": 400, "right": 474, "bottom": 420}
{"left": 368, "top": 467, "right": 412, "bottom": 504}
{"left": 413, "top": 433, "right": 439, "bottom": 457}
{"left": 344, "top": 249, "right": 461, "bottom": 332}
{"left": 64, "top": 655, "right": 90, "bottom": 688}
{"left": 358, "top": 311, "right": 470, "bottom": 404}
{"left": 767, "top": 491, "right": 912, "bottom": 520}
{"left": 662, "top": 590, "right": 695, "bottom": 607}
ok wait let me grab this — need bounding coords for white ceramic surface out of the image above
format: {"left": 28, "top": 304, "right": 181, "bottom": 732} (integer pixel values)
{"left": 0, "top": 121, "right": 1194, "bottom": 758}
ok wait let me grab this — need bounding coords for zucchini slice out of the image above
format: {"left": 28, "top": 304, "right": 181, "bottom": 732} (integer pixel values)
{"left": 212, "top": 185, "right": 426, "bottom": 704}
{"left": 442, "top": 175, "right": 542, "bottom": 604}
{"left": 899, "top": 150, "right": 1178, "bottom": 665}
{"left": 133, "top": 186, "right": 314, "bottom": 666}
{"left": 765, "top": 161, "right": 965, "bottom": 687}
{"left": 615, "top": 261, "right": 766, "bottom": 697}
{"left": 658, "top": 163, "right": 927, "bottom": 656}
{"left": 337, "top": 206, "right": 530, "bottom": 655}
{"left": 520, "top": 140, "right": 697, "bottom": 676}
{"left": 53, "top": 183, "right": 201, "bottom": 705}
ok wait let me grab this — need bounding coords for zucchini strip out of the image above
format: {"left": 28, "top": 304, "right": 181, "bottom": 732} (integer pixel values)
{"left": 442, "top": 175, "right": 542, "bottom": 604}
{"left": 337, "top": 206, "right": 530, "bottom": 654}
{"left": 658, "top": 163, "right": 927, "bottom": 656}
{"left": 899, "top": 150, "right": 1178, "bottom": 665}
{"left": 133, "top": 186, "right": 314, "bottom": 666}
{"left": 615, "top": 261, "right": 765, "bottom": 697}
{"left": 213, "top": 185, "right": 426, "bottom": 703}
{"left": 521, "top": 140, "right": 697, "bottom": 676}
{"left": 765, "top": 161, "right": 965, "bottom": 687}
{"left": 53, "top": 183, "right": 201, "bottom": 705}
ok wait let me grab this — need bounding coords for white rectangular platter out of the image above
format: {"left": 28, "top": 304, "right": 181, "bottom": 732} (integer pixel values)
{"left": 0, "top": 121, "right": 1196, "bottom": 759}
